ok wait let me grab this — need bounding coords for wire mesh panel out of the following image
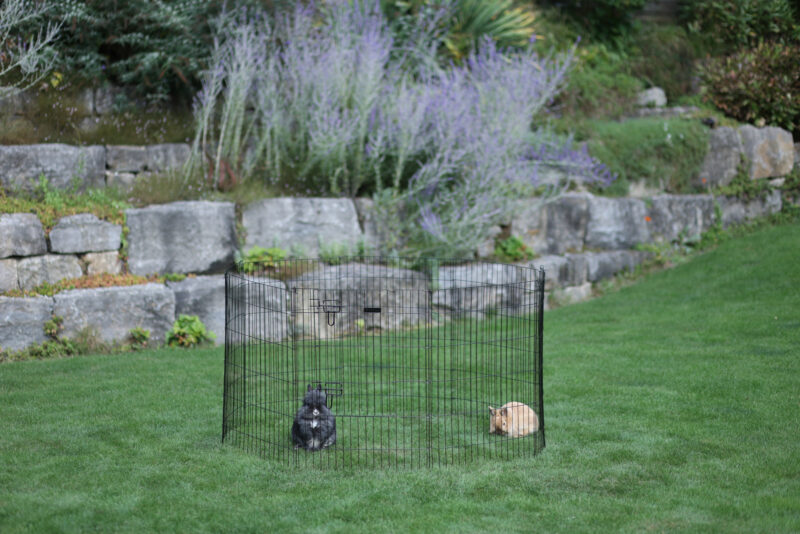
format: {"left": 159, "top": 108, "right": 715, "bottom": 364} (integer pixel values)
{"left": 222, "top": 258, "right": 545, "bottom": 468}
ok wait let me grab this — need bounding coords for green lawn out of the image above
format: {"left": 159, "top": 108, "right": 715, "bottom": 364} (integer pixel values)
{"left": 1, "top": 224, "right": 799, "bottom": 533}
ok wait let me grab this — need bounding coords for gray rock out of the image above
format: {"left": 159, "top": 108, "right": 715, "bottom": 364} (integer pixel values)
{"left": 0, "top": 296, "right": 53, "bottom": 351}
{"left": 0, "top": 87, "right": 33, "bottom": 115}
{"left": 0, "top": 213, "right": 47, "bottom": 258}
{"left": 717, "top": 190, "right": 783, "bottom": 228}
{"left": 242, "top": 198, "right": 363, "bottom": 257}
{"left": 795, "top": 143, "right": 800, "bottom": 168}
{"left": 225, "top": 273, "right": 288, "bottom": 343}
{"left": 542, "top": 193, "right": 591, "bottom": 255}
{"left": 0, "top": 144, "right": 106, "bottom": 191}
{"left": 585, "top": 250, "right": 640, "bottom": 282}
{"left": 564, "top": 254, "right": 588, "bottom": 286}
{"left": 648, "top": 195, "right": 715, "bottom": 243}
{"left": 511, "top": 200, "right": 547, "bottom": 255}
{"left": 105, "top": 170, "right": 138, "bottom": 190}
{"left": 476, "top": 225, "right": 503, "bottom": 258}
{"left": 738, "top": 125, "right": 795, "bottom": 180}
{"left": 637, "top": 87, "right": 667, "bottom": 108}
{"left": 288, "top": 263, "right": 429, "bottom": 338}
{"left": 106, "top": 145, "right": 148, "bottom": 173}
{"left": 126, "top": 201, "right": 237, "bottom": 275}
{"left": 0, "top": 259, "right": 18, "bottom": 292}
{"left": 83, "top": 251, "right": 122, "bottom": 275}
{"left": 17, "top": 255, "right": 83, "bottom": 290}
{"left": 694, "top": 126, "right": 744, "bottom": 187}
{"left": 167, "top": 275, "right": 226, "bottom": 344}
{"left": 530, "top": 255, "right": 568, "bottom": 290}
{"left": 146, "top": 144, "right": 191, "bottom": 172}
{"left": 353, "top": 197, "right": 381, "bottom": 251}
{"left": 696, "top": 127, "right": 743, "bottom": 188}
{"left": 585, "top": 196, "right": 651, "bottom": 250}
{"left": 548, "top": 282, "right": 592, "bottom": 310}
{"left": 93, "top": 85, "right": 120, "bottom": 115}
{"left": 54, "top": 284, "right": 175, "bottom": 344}
{"left": 49, "top": 214, "right": 122, "bottom": 253}
{"left": 433, "top": 262, "right": 527, "bottom": 315}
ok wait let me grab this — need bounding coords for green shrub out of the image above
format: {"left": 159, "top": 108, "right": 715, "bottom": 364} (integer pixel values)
{"left": 166, "top": 315, "right": 216, "bottom": 348}
{"left": 18, "top": 0, "right": 220, "bottom": 105}
{"left": 585, "top": 118, "right": 710, "bottom": 195}
{"left": 319, "top": 242, "right": 351, "bottom": 266}
{"left": 679, "top": 0, "right": 799, "bottom": 52}
{"left": 128, "top": 327, "right": 151, "bottom": 351}
{"left": 538, "top": 0, "right": 648, "bottom": 40}
{"left": 699, "top": 42, "right": 800, "bottom": 135}
{"left": 236, "top": 246, "right": 288, "bottom": 273}
{"left": 494, "top": 235, "right": 534, "bottom": 263}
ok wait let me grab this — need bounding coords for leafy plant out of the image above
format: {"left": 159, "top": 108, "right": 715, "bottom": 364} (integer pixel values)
{"left": 166, "top": 315, "right": 216, "bottom": 348}
{"left": 679, "top": 0, "right": 799, "bottom": 52}
{"left": 699, "top": 42, "right": 800, "bottom": 135}
{"left": 44, "top": 315, "right": 65, "bottom": 339}
{"left": 236, "top": 246, "right": 288, "bottom": 273}
{"left": 494, "top": 235, "right": 534, "bottom": 263}
{"left": 128, "top": 327, "right": 151, "bottom": 351}
{"left": 319, "top": 242, "right": 351, "bottom": 265}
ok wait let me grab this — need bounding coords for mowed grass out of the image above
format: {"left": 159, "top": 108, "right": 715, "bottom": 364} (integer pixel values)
{"left": 1, "top": 224, "right": 799, "bottom": 533}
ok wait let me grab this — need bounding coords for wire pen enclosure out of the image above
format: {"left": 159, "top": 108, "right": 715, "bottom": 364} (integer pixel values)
{"left": 222, "top": 258, "right": 545, "bottom": 468}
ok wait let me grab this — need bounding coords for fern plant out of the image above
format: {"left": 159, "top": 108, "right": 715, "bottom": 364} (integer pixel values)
{"left": 166, "top": 315, "right": 216, "bottom": 348}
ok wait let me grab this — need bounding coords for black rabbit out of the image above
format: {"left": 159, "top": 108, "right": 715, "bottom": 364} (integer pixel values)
{"left": 291, "top": 384, "right": 336, "bottom": 451}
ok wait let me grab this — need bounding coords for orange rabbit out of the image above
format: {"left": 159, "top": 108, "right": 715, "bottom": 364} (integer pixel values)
{"left": 489, "top": 402, "right": 539, "bottom": 437}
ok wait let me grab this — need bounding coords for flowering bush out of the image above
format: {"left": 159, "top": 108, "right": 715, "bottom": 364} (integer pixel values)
{"left": 189, "top": 1, "right": 613, "bottom": 258}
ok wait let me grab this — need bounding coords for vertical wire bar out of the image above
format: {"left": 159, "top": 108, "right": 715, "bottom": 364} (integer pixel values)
{"left": 538, "top": 267, "right": 546, "bottom": 450}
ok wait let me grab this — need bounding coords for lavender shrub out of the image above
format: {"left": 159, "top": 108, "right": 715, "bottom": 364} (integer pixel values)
{"left": 188, "top": 1, "right": 614, "bottom": 258}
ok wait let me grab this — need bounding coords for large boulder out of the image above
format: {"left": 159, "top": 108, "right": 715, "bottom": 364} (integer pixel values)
{"left": 585, "top": 196, "right": 651, "bottom": 250}
{"left": 637, "top": 87, "right": 667, "bottom": 108}
{"left": 106, "top": 145, "right": 148, "bottom": 173}
{"left": 353, "top": 197, "right": 382, "bottom": 250}
{"left": 288, "top": 263, "right": 429, "bottom": 338}
{"left": 0, "top": 213, "right": 47, "bottom": 258}
{"left": 648, "top": 195, "right": 715, "bottom": 243}
{"left": 0, "top": 296, "right": 53, "bottom": 351}
{"left": 511, "top": 200, "right": 547, "bottom": 255}
{"left": 226, "top": 273, "right": 288, "bottom": 343}
{"left": 167, "top": 275, "right": 227, "bottom": 344}
{"left": 696, "top": 127, "right": 743, "bottom": 188}
{"left": 530, "top": 255, "right": 568, "bottom": 290}
{"left": 54, "top": 284, "right": 175, "bottom": 344}
{"left": 516, "top": 193, "right": 591, "bottom": 255}
{"left": 584, "top": 250, "right": 642, "bottom": 282}
{"left": 717, "top": 190, "right": 783, "bottom": 228}
{"left": 0, "top": 259, "right": 18, "bottom": 292}
{"left": 83, "top": 251, "right": 122, "bottom": 275}
{"left": 146, "top": 144, "right": 191, "bottom": 172}
{"left": 16, "top": 255, "right": 83, "bottom": 290}
{"left": 433, "top": 262, "right": 530, "bottom": 316}
{"left": 242, "top": 198, "right": 363, "bottom": 257}
{"left": 0, "top": 144, "right": 105, "bottom": 191}
{"left": 126, "top": 201, "right": 237, "bottom": 275}
{"left": 49, "top": 214, "right": 122, "bottom": 253}
{"left": 738, "top": 125, "right": 794, "bottom": 180}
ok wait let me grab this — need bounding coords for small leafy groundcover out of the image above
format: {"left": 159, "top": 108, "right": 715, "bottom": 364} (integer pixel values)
{"left": 166, "top": 314, "right": 216, "bottom": 348}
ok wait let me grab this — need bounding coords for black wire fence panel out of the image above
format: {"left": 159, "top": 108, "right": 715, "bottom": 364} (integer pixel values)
{"left": 223, "top": 258, "right": 545, "bottom": 468}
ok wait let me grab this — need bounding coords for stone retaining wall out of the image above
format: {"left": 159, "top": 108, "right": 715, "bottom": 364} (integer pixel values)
{"left": 0, "top": 188, "right": 791, "bottom": 352}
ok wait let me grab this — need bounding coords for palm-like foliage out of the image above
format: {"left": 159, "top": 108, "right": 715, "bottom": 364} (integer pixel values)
{"left": 443, "top": 0, "right": 537, "bottom": 61}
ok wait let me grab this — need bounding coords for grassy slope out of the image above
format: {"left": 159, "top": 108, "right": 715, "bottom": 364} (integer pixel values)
{"left": 1, "top": 224, "right": 798, "bottom": 533}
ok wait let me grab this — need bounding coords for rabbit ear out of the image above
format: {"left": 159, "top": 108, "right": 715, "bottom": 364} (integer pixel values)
{"left": 307, "top": 384, "right": 312, "bottom": 392}
{"left": 489, "top": 406, "right": 496, "bottom": 415}
{"left": 317, "top": 384, "right": 323, "bottom": 391}
{"left": 499, "top": 408, "right": 507, "bottom": 416}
